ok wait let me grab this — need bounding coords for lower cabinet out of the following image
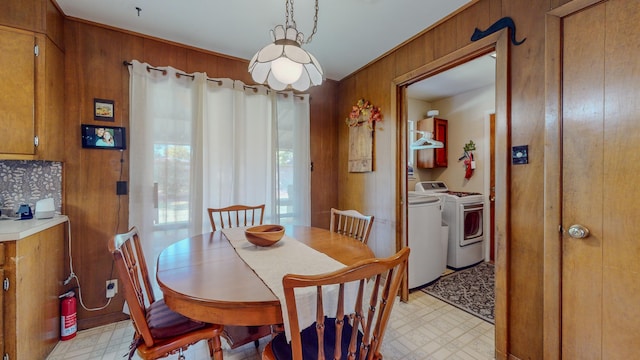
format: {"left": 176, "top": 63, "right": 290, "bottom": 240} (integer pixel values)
{"left": 1, "top": 223, "right": 64, "bottom": 359}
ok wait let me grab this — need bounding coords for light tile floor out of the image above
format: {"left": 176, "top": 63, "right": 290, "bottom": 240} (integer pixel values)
{"left": 46, "top": 290, "right": 495, "bottom": 360}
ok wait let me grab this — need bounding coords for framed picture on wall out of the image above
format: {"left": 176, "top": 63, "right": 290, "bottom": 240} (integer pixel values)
{"left": 94, "top": 98, "right": 115, "bottom": 121}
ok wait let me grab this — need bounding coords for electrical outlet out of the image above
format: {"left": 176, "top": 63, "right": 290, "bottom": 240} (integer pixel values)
{"left": 106, "top": 279, "right": 118, "bottom": 298}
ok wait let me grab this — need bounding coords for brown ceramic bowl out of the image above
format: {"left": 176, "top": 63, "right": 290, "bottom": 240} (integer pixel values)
{"left": 244, "top": 224, "right": 285, "bottom": 247}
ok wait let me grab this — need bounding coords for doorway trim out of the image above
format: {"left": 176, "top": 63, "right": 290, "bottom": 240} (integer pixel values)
{"left": 544, "top": 1, "right": 603, "bottom": 359}
{"left": 391, "top": 29, "right": 510, "bottom": 359}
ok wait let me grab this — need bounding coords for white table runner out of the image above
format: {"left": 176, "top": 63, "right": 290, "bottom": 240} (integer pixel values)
{"left": 221, "top": 227, "right": 357, "bottom": 340}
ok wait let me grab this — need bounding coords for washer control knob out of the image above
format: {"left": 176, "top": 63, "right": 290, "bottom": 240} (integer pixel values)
{"left": 568, "top": 224, "right": 590, "bottom": 239}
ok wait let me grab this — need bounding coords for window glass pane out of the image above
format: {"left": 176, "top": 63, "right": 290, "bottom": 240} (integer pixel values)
{"left": 154, "top": 144, "right": 191, "bottom": 227}
{"left": 278, "top": 149, "right": 294, "bottom": 225}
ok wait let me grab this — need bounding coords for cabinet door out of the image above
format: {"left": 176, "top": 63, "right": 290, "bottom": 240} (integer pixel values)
{"left": 434, "top": 118, "right": 448, "bottom": 167}
{"left": 0, "top": 26, "right": 36, "bottom": 155}
{"left": 36, "top": 36, "right": 65, "bottom": 161}
{"left": 416, "top": 117, "right": 448, "bottom": 168}
{"left": 416, "top": 118, "right": 435, "bottom": 168}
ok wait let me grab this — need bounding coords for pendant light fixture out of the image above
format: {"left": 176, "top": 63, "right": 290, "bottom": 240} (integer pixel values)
{"left": 248, "top": 0, "right": 323, "bottom": 91}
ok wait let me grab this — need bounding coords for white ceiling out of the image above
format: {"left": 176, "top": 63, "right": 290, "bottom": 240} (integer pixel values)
{"left": 406, "top": 53, "right": 496, "bottom": 101}
{"left": 56, "top": 0, "right": 473, "bottom": 81}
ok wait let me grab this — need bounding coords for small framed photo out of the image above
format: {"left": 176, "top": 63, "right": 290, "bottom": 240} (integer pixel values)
{"left": 94, "top": 98, "right": 115, "bottom": 121}
{"left": 81, "top": 124, "right": 126, "bottom": 150}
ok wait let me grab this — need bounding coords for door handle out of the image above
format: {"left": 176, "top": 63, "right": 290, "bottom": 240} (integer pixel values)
{"left": 567, "top": 224, "right": 590, "bottom": 239}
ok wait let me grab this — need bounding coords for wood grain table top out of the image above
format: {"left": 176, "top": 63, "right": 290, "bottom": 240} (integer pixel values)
{"left": 156, "top": 225, "right": 375, "bottom": 326}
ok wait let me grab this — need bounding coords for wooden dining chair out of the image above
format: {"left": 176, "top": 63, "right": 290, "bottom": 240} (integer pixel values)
{"left": 109, "top": 227, "right": 224, "bottom": 360}
{"left": 262, "top": 247, "right": 410, "bottom": 360}
{"left": 207, "top": 204, "right": 266, "bottom": 231}
{"left": 329, "top": 208, "right": 375, "bottom": 244}
{"left": 206, "top": 204, "right": 273, "bottom": 349}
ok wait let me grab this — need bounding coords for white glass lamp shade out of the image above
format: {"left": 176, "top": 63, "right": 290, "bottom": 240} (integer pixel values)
{"left": 271, "top": 57, "right": 303, "bottom": 84}
{"left": 248, "top": 25, "right": 324, "bottom": 91}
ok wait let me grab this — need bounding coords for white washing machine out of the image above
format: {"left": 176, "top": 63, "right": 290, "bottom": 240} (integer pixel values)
{"left": 415, "top": 181, "right": 485, "bottom": 269}
{"left": 407, "top": 192, "right": 448, "bottom": 288}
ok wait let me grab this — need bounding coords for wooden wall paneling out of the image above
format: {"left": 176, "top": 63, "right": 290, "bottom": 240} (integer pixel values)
{"left": 187, "top": 50, "right": 221, "bottom": 76}
{"left": 308, "top": 81, "right": 339, "bottom": 229}
{"left": 500, "top": 1, "right": 548, "bottom": 359}
{"left": 454, "top": 0, "right": 493, "bottom": 49}
{"left": 366, "top": 57, "right": 393, "bottom": 176}
{"left": 432, "top": 17, "right": 458, "bottom": 59}
{"left": 489, "top": 0, "right": 503, "bottom": 20}
{"left": 0, "top": 0, "right": 44, "bottom": 33}
{"left": 143, "top": 37, "right": 188, "bottom": 69}
{"left": 46, "top": 0, "right": 64, "bottom": 49}
{"left": 393, "top": 32, "right": 433, "bottom": 79}
{"left": 338, "top": 70, "right": 372, "bottom": 211}
{"left": 216, "top": 56, "right": 253, "bottom": 84}
{"left": 336, "top": 76, "right": 356, "bottom": 209}
{"left": 64, "top": 21, "right": 137, "bottom": 329}
{"left": 550, "top": 0, "right": 574, "bottom": 9}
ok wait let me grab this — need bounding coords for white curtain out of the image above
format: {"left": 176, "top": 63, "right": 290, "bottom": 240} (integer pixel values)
{"left": 127, "top": 60, "right": 310, "bottom": 270}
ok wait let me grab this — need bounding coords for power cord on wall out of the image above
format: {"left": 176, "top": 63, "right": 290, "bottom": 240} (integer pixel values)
{"left": 63, "top": 220, "right": 114, "bottom": 311}
{"left": 62, "top": 150, "right": 127, "bottom": 311}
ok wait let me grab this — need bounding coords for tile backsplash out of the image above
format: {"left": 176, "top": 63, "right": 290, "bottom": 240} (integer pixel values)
{"left": 0, "top": 160, "right": 63, "bottom": 216}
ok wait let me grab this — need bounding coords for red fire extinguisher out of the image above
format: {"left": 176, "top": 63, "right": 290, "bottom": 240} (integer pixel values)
{"left": 60, "top": 290, "right": 77, "bottom": 341}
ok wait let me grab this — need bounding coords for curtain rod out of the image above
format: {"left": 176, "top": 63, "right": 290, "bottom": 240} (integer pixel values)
{"left": 122, "top": 61, "right": 308, "bottom": 100}
{"left": 122, "top": 61, "right": 222, "bottom": 84}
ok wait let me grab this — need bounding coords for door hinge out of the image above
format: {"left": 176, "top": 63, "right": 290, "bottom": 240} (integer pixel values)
{"left": 34, "top": 44, "right": 39, "bottom": 57}
{"left": 34, "top": 136, "right": 39, "bottom": 147}
{"left": 3, "top": 353, "right": 8, "bottom": 360}
{"left": 3, "top": 278, "right": 9, "bottom": 291}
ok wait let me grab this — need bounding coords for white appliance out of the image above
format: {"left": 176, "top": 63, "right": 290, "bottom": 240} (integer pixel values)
{"left": 415, "top": 181, "right": 485, "bottom": 269}
{"left": 35, "top": 198, "right": 55, "bottom": 219}
{"left": 407, "top": 192, "right": 448, "bottom": 288}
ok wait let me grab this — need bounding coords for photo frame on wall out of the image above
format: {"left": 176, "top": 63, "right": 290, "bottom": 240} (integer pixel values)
{"left": 94, "top": 98, "right": 115, "bottom": 121}
{"left": 81, "top": 124, "right": 126, "bottom": 150}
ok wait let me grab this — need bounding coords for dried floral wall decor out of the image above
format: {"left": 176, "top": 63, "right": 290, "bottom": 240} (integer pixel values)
{"left": 345, "top": 99, "right": 383, "bottom": 172}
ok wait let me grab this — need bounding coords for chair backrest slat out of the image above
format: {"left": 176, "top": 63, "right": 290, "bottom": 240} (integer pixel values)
{"left": 282, "top": 247, "right": 410, "bottom": 360}
{"left": 330, "top": 208, "right": 375, "bottom": 244}
{"left": 207, "top": 204, "right": 265, "bottom": 231}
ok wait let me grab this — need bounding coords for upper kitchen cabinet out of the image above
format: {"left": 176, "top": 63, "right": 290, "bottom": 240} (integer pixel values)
{"left": 0, "top": 27, "right": 64, "bottom": 161}
{"left": 0, "top": 0, "right": 64, "bottom": 48}
{"left": 416, "top": 117, "right": 448, "bottom": 168}
{"left": 0, "top": 0, "right": 44, "bottom": 34}
{"left": 0, "top": 26, "right": 36, "bottom": 156}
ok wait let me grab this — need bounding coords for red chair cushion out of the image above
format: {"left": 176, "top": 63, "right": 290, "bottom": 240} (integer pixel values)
{"left": 146, "top": 299, "right": 206, "bottom": 339}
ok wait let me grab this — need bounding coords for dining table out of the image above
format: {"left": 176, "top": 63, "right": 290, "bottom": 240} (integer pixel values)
{"left": 155, "top": 225, "right": 375, "bottom": 329}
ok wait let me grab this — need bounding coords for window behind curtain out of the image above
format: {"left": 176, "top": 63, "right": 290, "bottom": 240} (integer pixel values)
{"left": 128, "top": 61, "right": 310, "bottom": 270}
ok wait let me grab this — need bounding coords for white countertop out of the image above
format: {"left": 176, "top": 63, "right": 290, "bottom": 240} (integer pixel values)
{"left": 0, "top": 215, "right": 69, "bottom": 242}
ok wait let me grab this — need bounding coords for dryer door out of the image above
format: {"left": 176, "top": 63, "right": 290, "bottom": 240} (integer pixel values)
{"left": 460, "top": 202, "right": 484, "bottom": 246}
